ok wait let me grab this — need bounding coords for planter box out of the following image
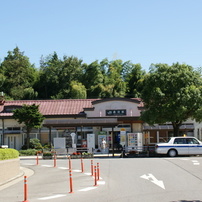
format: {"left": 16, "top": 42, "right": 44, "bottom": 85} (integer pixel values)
{"left": 42, "top": 155, "right": 53, "bottom": 159}
{"left": 70, "top": 154, "right": 94, "bottom": 159}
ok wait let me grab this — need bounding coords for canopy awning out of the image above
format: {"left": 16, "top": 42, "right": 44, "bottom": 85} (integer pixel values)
{"left": 43, "top": 118, "right": 119, "bottom": 127}
{"left": 143, "top": 124, "right": 194, "bottom": 130}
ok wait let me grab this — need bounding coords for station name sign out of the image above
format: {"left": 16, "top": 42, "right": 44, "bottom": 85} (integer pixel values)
{"left": 106, "top": 109, "right": 126, "bottom": 116}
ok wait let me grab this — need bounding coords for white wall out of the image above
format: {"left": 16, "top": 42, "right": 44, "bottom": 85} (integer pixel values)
{"left": 85, "top": 100, "right": 141, "bottom": 117}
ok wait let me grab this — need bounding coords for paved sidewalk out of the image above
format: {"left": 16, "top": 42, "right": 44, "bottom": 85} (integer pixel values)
{"left": 0, "top": 166, "right": 34, "bottom": 191}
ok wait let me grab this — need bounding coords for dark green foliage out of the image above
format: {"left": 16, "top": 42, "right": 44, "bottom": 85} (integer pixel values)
{"left": 21, "top": 138, "right": 43, "bottom": 150}
{"left": 13, "top": 104, "right": 44, "bottom": 149}
{"left": 0, "top": 148, "right": 19, "bottom": 160}
{"left": 30, "top": 139, "right": 43, "bottom": 149}
{"left": 43, "top": 143, "right": 53, "bottom": 149}
{"left": 140, "top": 63, "right": 202, "bottom": 136}
{"left": 19, "top": 149, "right": 37, "bottom": 156}
{"left": 0, "top": 47, "right": 146, "bottom": 99}
{"left": 43, "top": 152, "right": 53, "bottom": 156}
{"left": 0, "top": 47, "right": 38, "bottom": 100}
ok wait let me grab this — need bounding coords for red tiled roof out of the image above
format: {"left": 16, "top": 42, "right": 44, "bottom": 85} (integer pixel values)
{"left": 0, "top": 99, "right": 98, "bottom": 116}
{"left": 0, "top": 98, "right": 144, "bottom": 117}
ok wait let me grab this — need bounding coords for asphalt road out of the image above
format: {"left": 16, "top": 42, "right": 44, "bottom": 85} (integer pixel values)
{"left": 1, "top": 156, "right": 202, "bottom": 202}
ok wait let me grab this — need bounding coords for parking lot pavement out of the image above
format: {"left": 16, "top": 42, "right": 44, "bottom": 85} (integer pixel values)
{"left": 0, "top": 157, "right": 107, "bottom": 202}
{"left": 0, "top": 152, "right": 122, "bottom": 196}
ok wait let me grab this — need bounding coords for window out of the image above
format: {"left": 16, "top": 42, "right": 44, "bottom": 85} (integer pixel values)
{"left": 174, "top": 138, "right": 186, "bottom": 144}
{"left": 187, "top": 138, "right": 199, "bottom": 144}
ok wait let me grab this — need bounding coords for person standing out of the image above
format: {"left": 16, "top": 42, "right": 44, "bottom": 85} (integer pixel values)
{"left": 101, "top": 138, "right": 106, "bottom": 151}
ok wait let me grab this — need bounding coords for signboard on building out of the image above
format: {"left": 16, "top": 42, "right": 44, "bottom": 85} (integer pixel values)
{"left": 106, "top": 109, "right": 126, "bottom": 116}
{"left": 120, "top": 128, "right": 126, "bottom": 147}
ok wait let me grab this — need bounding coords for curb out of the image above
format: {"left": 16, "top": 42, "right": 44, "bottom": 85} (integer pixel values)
{"left": 0, "top": 166, "right": 34, "bottom": 191}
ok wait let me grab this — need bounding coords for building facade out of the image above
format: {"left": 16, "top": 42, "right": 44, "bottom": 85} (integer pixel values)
{"left": 0, "top": 98, "right": 201, "bottom": 150}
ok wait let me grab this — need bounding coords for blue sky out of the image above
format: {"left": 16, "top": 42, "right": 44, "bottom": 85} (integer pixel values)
{"left": 1, "top": 0, "right": 202, "bottom": 71}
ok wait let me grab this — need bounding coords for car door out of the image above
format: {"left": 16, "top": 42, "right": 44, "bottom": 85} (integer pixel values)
{"left": 173, "top": 138, "right": 189, "bottom": 155}
{"left": 187, "top": 138, "right": 202, "bottom": 155}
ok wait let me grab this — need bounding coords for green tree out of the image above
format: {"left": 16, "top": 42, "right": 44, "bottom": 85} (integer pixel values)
{"left": 54, "top": 55, "right": 84, "bottom": 98}
{"left": 69, "top": 81, "right": 87, "bottom": 99}
{"left": 37, "top": 53, "right": 84, "bottom": 99}
{"left": 140, "top": 63, "right": 202, "bottom": 136}
{"left": 82, "top": 61, "right": 105, "bottom": 98}
{"left": 37, "top": 52, "right": 61, "bottom": 98}
{"left": 13, "top": 104, "right": 44, "bottom": 149}
{"left": 0, "top": 47, "right": 38, "bottom": 100}
{"left": 125, "top": 63, "right": 145, "bottom": 98}
{"left": 102, "top": 59, "right": 127, "bottom": 98}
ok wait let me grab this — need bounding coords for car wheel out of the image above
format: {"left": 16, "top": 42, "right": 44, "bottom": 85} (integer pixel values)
{"left": 168, "top": 149, "right": 177, "bottom": 157}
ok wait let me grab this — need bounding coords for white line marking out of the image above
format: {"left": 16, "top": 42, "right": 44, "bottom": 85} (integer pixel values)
{"left": 84, "top": 173, "right": 91, "bottom": 175}
{"left": 97, "top": 181, "right": 105, "bottom": 185}
{"left": 73, "top": 169, "right": 81, "bottom": 172}
{"left": 58, "top": 167, "right": 68, "bottom": 169}
{"left": 38, "top": 194, "right": 66, "bottom": 200}
{"left": 192, "top": 160, "right": 200, "bottom": 165}
{"left": 194, "top": 162, "right": 200, "bottom": 165}
{"left": 140, "top": 173, "right": 165, "bottom": 190}
{"left": 41, "top": 165, "right": 52, "bottom": 167}
{"left": 79, "top": 187, "right": 97, "bottom": 192}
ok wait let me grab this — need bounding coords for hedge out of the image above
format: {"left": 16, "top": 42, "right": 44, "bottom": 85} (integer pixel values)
{"left": 0, "top": 148, "right": 19, "bottom": 160}
{"left": 19, "top": 149, "right": 38, "bottom": 156}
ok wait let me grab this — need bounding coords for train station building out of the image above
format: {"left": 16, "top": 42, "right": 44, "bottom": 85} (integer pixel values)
{"left": 0, "top": 98, "right": 201, "bottom": 151}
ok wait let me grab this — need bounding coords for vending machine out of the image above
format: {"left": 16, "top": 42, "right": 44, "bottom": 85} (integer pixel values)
{"left": 87, "top": 133, "right": 95, "bottom": 153}
{"left": 126, "top": 133, "right": 143, "bottom": 152}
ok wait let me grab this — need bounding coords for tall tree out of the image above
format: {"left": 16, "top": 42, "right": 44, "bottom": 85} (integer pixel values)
{"left": 13, "top": 104, "right": 44, "bottom": 149}
{"left": 55, "top": 55, "right": 84, "bottom": 99}
{"left": 125, "top": 63, "right": 145, "bottom": 98}
{"left": 82, "top": 61, "right": 105, "bottom": 98}
{"left": 69, "top": 81, "right": 87, "bottom": 99}
{"left": 37, "top": 53, "right": 84, "bottom": 99}
{"left": 37, "top": 52, "right": 61, "bottom": 98}
{"left": 102, "top": 59, "right": 127, "bottom": 98}
{"left": 140, "top": 63, "right": 202, "bottom": 136}
{"left": 0, "top": 47, "right": 38, "bottom": 100}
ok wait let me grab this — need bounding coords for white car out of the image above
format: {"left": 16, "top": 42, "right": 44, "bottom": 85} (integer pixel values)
{"left": 155, "top": 136, "right": 202, "bottom": 157}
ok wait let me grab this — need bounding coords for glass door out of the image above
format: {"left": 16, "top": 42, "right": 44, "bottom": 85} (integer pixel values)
{"left": 7, "top": 135, "right": 17, "bottom": 149}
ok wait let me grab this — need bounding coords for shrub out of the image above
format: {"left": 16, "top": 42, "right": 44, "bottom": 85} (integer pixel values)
{"left": 19, "top": 149, "right": 37, "bottom": 156}
{"left": 30, "top": 139, "right": 43, "bottom": 149}
{"left": 21, "top": 138, "right": 43, "bottom": 150}
{"left": 43, "top": 143, "right": 53, "bottom": 149}
{"left": 43, "top": 152, "right": 53, "bottom": 156}
{"left": 0, "top": 148, "right": 19, "bottom": 160}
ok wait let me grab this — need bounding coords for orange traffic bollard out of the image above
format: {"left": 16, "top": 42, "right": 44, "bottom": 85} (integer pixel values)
{"left": 91, "top": 160, "right": 94, "bottom": 176}
{"left": 36, "top": 152, "right": 39, "bottom": 165}
{"left": 97, "top": 162, "right": 100, "bottom": 181}
{"left": 81, "top": 158, "right": 84, "bottom": 173}
{"left": 68, "top": 156, "right": 72, "bottom": 170}
{"left": 69, "top": 169, "right": 74, "bottom": 193}
{"left": 54, "top": 153, "right": 57, "bottom": 167}
{"left": 94, "top": 166, "right": 98, "bottom": 186}
{"left": 22, "top": 176, "right": 29, "bottom": 202}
